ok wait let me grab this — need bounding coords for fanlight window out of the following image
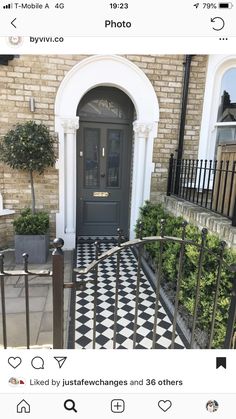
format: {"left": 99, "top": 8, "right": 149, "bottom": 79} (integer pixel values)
{"left": 78, "top": 87, "right": 134, "bottom": 122}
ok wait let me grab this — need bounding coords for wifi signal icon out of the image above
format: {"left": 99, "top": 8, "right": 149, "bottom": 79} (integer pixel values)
{"left": 3, "top": 3, "right": 13, "bottom": 8}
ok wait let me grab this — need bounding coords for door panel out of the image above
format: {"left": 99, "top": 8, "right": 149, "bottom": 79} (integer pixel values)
{"left": 107, "top": 129, "right": 122, "bottom": 188}
{"left": 83, "top": 201, "right": 120, "bottom": 223}
{"left": 83, "top": 128, "right": 100, "bottom": 188}
{"left": 77, "top": 122, "right": 131, "bottom": 236}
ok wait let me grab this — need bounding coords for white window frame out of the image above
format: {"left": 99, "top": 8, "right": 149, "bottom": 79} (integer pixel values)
{"left": 198, "top": 55, "right": 236, "bottom": 163}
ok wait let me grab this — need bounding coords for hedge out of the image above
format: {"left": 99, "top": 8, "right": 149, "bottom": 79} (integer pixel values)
{"left": 135, "top": 201, "right": 236, "bottom": 348}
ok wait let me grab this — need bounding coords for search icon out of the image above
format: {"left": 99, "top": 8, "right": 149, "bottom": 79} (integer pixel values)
{"left": 64, "top": 399, "right": 77, "bottom": 413}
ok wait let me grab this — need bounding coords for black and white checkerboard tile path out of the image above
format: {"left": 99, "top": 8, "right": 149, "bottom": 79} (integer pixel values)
{"left": 75, "top": 237, "right": 186, "bottom": 349}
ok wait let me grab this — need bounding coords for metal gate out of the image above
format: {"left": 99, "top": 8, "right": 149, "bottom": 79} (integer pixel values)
{"left": 0, "top": 225, "right": 236, "bottom": 349}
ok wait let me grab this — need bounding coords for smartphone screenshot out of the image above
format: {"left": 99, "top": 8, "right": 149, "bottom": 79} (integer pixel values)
{"left": 0, "top": 1, "right": 235, "bottom": 417}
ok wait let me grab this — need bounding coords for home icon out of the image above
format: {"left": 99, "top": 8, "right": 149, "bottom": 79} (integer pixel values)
{"left": 17, "top": 399, "right": 30, "bottom": 414}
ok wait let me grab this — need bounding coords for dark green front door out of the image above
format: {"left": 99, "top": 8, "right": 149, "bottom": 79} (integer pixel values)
{"left": 77, "top": 121, "right": 132, "bottom": 236}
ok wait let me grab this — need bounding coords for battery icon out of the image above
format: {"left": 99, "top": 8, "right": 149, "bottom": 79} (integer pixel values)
{"left": 219, "top": 2, "right": 233, "bottom": 7}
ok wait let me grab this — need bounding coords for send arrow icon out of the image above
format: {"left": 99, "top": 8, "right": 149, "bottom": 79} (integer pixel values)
{"left": 54, "top": 357, "right": 67, "bottom": 369}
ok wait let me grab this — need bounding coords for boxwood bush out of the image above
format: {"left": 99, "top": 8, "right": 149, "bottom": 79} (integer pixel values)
{"left": 135, "top": 201, "right": 236, "bottom": 348}
{"left": 13, "top": 208, "right": 49, "bottom": 235}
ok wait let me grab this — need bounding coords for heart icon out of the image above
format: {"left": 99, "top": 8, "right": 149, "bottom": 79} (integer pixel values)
{"left": 8, "top": 357, "right": 22, "bottom": 369}
{"left": 158, "top": 400, "right": 172, "bottom": 412}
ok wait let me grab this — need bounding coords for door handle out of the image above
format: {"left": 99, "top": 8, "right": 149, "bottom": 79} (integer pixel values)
{"left": 101, "top": 173, "right": 106, "bottom": 178}
{"left": 102, "top": 147, "right": 105, "bottom": 157}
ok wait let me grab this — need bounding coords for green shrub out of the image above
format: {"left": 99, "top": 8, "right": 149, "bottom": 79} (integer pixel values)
{"left": 13, "top": 208, "right": 49, "bottom": 235}
{"left": 136, "top": 201, "right": 236, "bottom": 348}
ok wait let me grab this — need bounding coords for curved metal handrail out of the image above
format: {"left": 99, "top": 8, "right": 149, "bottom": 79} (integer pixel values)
{"left": 74, "top": 234, "right": 232, "bottom": 275}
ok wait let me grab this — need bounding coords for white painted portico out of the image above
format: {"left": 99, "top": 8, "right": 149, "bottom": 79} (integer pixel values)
{"left": 55, "top": 55, "right": 159, "bottom": 249}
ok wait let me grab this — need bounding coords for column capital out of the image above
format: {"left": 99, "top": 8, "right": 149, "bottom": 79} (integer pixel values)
{"left": 61, "top": 117, "right": 79, "bottom": 134}
{"left": 133, "top": 121, "right": 155, "bottom": 138}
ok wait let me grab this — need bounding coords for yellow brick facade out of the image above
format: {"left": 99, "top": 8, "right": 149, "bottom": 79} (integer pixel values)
{"left": 0, "top": 54, "right": 208, "bottom": 248}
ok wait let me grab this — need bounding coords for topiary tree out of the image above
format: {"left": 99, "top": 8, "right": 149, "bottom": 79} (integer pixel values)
{"left": 0, "top": 121, "right": 56, "bottom": 214}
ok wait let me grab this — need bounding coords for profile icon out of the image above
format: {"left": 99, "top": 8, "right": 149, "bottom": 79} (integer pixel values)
{"left": 7, "top": 36, "right": 23, "bottom": 47}
{"left": 206, "top": 400, "right": 219, "bottom": 412}
{"left": 9, "top": 377, "right": 19, "bottom": 385}
{"left": 8, "top": 377, "right": 25, "bottom": 386}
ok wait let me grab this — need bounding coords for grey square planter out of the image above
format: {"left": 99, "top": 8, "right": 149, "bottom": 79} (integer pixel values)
{"left": 15, "top": 234, "right": 49, "bottom": 264}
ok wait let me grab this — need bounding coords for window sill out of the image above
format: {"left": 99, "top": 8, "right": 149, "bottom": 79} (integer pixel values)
{"left": 0, "top": 209, "right": 15, "bottom": 217}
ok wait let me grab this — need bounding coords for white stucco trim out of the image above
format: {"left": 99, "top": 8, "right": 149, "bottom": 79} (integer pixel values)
{"left": 198, "top": 55, "right": 236, "bottom": 162}
{"left": 55, "top": 55, "right": 159, "bottom": 249}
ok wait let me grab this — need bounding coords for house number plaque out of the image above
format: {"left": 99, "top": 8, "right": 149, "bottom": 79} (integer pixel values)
{"left": 93, "top": 192, "right": 109, "bottom": 197}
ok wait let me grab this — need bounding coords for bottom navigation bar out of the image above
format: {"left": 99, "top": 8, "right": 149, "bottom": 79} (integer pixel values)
{"left": 1, "top": 393, "right": 235, "bottom": 418}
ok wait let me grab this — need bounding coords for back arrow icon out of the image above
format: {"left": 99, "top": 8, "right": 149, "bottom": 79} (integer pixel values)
{"left": 11, "top": 18, "right": 17, "bottom": 28}
{"left": 211, "top": 17, "right": 225, "bottom": 31}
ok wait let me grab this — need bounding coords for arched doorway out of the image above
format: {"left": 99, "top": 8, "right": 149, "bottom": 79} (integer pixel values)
{"left": 76, "top": 87, "right": 134, "bottom": 236}
{"left": 55, "top": 55, "right": 159, "bottom": 249}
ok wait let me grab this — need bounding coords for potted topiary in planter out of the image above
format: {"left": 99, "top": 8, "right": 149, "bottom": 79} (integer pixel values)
{"left": 13, "top": 208, "right": 50, "bottom": 263}
{"left": 0, "top": 121, "right": 56, "bottom": 263}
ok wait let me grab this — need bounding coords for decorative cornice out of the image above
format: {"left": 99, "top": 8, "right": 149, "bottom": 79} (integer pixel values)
{"left": 133, "top": 121, "right": 154, "bottom": 138}
{"left": 61, "top": 117, "right": 79, "bottom": 134}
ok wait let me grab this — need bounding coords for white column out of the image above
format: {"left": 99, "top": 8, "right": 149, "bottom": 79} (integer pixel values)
{"left": 61, "top": 117, "right": 79, "bottom": 248}
{"left": 130, "top": 121, "right": 154, "bottom": 239}
{"left": 143, "top": 123, "right": 156, "bottom": 201}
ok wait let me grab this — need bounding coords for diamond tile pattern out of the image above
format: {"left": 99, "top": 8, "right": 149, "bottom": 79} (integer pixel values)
{"left": 75, "top": 237, "right": 185, "bottom": 349}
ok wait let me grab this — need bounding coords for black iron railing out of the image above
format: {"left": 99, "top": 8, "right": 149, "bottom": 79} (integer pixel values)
{"left": 167, "top": 154, "right": 236, "bottom": 226}
{"left": 1, "top": 231, "right": 236, "bottom": 349}
{"left": 0, "top": 238, "right": 64, "bottom": 349}
{"left": 72, "top": 226, "right": 236, "bottom": 350}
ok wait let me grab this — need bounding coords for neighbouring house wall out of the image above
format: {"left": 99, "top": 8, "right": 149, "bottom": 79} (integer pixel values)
{"left": 0, "top": 54, "right": 208, "bottom": 247}
{"left": 125, "top": 55, "right": 208, "bottom": 201}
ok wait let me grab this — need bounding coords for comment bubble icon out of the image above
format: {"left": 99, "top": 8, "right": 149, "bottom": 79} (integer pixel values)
{"left": 31, "top": 356, "right": 44, "bottom": 370}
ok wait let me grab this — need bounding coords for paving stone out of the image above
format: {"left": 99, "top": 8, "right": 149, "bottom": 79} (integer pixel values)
{"left": 0, "top": 297, "right": 46, "bottom": 314}
{"left": 44, "top": 288, "right": 53, "bottom": 311}
{"left": 37, "top": 331, "right": 53, "bottom": 346}
{"left": 0, "top": 312, "right": 43, "bottom": 347}
{"left": 40, "top": 312, "right": 53, "bottom": 332}
{"left": 40, "top": 311, "right": 69, "bottom": 332}
{"left": 45, "top": 287, "right": 71, "bottom": 312}
{"left": 3, "top": 286, "right": 22, "bottom": 298}
{"left": 21, "top": 285, "right": 50, "bottom": 298}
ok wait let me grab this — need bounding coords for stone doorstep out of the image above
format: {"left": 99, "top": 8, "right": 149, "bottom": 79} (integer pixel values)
{"left": 164, "top": 195, "right": 236, "bottom": 249}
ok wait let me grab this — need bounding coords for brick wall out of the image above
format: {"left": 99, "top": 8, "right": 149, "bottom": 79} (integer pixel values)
{"left": 0, "top": 54, "right": 208, "bottom": 247}
{"left": 124, "top": 55, "right": 208, "bottom": 201}
{"left": 0, "top": 215, "right": 14, "bottom": 248}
